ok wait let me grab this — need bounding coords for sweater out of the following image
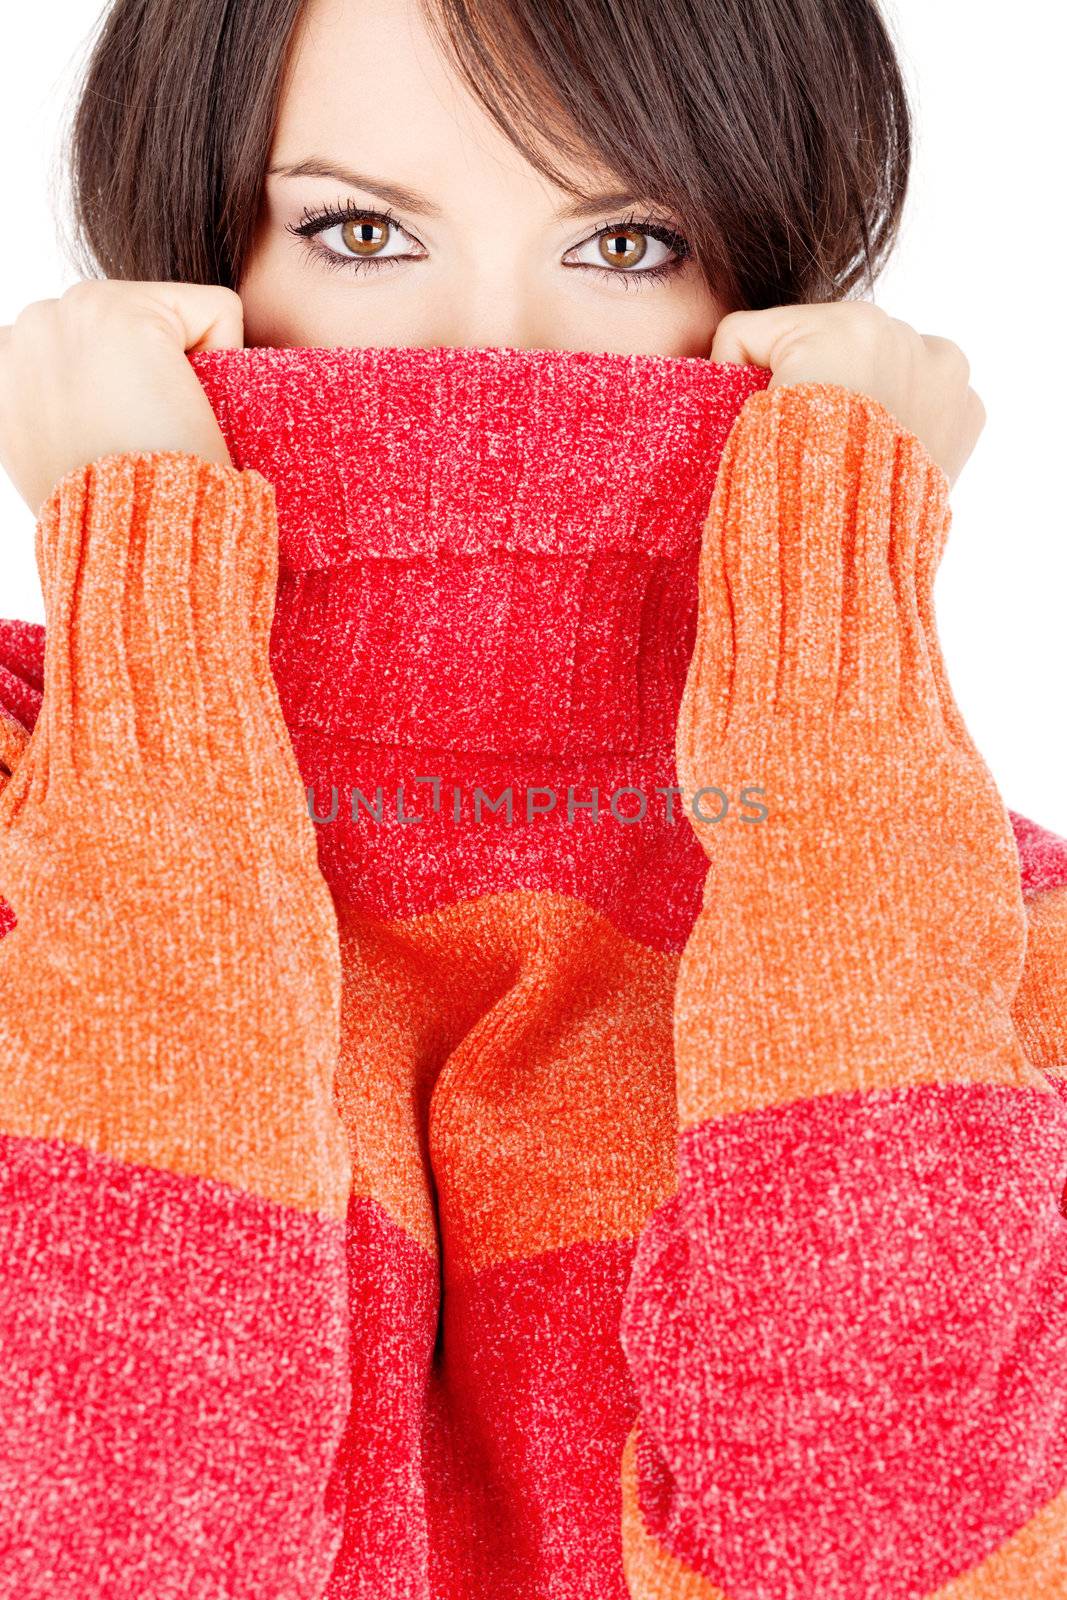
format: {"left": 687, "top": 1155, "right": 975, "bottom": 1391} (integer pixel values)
{"left": 1, "top": 341, "right": 1066, "bottom": 1600}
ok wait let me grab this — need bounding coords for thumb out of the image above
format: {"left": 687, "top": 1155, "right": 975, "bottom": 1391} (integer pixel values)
{"left": 138, "top": 283, "right": 246, "bottom": 355}
{"left": 708, "top": 306, "right": 793, "bottom": 373}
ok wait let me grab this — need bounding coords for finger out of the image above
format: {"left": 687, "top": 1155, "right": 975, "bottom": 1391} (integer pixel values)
{"left": 919, "top": 334, "right": 972, "bottom": 386}
{"left": 708, "top": 306, "right": 798, "bottom": 369}
{"left": 144, "top": 282, "right": 245, "bottom": 354}
{"left": 966, "top": 385, "right": 987, "bottom": 433}
{"left": 943, "top": 391, "right": 986, "bottom": 486}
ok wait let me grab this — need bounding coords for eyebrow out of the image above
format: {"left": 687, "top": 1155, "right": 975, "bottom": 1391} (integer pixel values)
{"left": 266, "top": 158, "right": 647, "bottom": 223}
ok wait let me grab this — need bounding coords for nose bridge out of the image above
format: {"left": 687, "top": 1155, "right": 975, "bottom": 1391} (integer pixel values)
{"left": 425, "top": 256, "right": 558, "bottom": 354}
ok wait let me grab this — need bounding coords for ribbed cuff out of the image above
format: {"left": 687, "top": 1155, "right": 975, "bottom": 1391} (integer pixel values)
{"left": 32, "top": 451, "right": 280, "bottom": 798}
{"left": 677, "top": 380, "right": 957, "bottom": 807}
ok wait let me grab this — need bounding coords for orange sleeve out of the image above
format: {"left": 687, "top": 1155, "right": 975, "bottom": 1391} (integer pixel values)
{"left": 0, "top": 453, "right": 352, "bottom": 1597}
{"left": 618, "top": 383, "right": 1067, "bottom": 1597}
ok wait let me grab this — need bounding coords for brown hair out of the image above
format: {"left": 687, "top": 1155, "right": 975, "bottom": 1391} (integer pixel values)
{"left": 62, "top": 0, "right": 911, "bottom": 309}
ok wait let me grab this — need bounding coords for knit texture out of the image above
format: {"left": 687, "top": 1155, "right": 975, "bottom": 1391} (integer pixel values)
{"left": 1, "top": 342, "right": 1066, "bottom": 1600}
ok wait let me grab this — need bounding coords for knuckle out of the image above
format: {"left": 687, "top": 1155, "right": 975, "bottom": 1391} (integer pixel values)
{"left": 14, "top": 297, "right": 58, "bottom": 327}
{"left": 715, "top": 308, "right": 747, "bottom": 333}
{"left": 58, "top": 280, "right": 118, "bottom": 326}
{"left": 847, "top": 300, "right": 887, "bottom": 324}
{"left": 951, "top": 342, "right": 972, "bottom": 381}
{"left": 889, "top": 315, "right": 923, "bottom": 348}
{"left": 60, "top": 278, "right": 103, "bottom": 304}
{"left": 926, "top": 334, "right": 971, "bottom": 382}
{"left": 843, "top": 300, "right": 889, "bottom": 342}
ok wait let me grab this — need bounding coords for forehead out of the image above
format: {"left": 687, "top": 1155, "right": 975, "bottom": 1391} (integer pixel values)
{"left": 271, "top": 0, "right": 609, "bottom": 213}
{"left": 276, "top": 0, "right": 526, "bottom": 191}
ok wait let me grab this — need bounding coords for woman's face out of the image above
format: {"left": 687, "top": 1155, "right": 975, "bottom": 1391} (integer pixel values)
{"left": 238, "top": 0, "right": 729, "bottom": 354}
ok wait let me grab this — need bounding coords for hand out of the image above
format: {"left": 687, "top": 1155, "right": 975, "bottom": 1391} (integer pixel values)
{"left": 0, "top": 279, "right": 244, "bottom": 517}
{"left": 709, "top": 301, "right": 985, "bottom": 487}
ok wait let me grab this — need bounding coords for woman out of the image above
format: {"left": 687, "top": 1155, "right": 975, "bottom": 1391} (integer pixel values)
{"left": 1, "top": 0, "right": 1065, "bottom": 1595}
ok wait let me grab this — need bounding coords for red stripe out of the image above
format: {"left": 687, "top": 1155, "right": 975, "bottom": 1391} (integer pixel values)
{"left": 419, "top": 1237, "right": 641, "bottom": 1600}
{"left": 299, "top": 732, "right": 707, "bottom": 951}
{"left": 619, "top": 1080, "right": 1067, "bottom": 1596}
{"left": 322, "top": 1196, "right": 439, "bottom": 1597}
{"left": 0, "top": 1131, "right": 350, "bottom": 1599}
{"left": 1012, "top": 811, "right": 1067, "bottom": 898}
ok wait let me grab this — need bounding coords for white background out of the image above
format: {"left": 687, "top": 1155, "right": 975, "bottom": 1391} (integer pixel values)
{"left": 0, "top": 2, "right": 1063, "bottom": 833}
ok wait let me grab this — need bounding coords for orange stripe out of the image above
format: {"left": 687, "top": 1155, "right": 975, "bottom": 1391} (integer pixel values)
{"left": 619, "top": 1420, "right": 728, "bottom": 1600}
{"left": 336, "top": 889, "right": 680, "bottom": 1268}
{"left": 925, "top": 1489, "right": 1067, "bottom": 1599}
{"left": 672, "top": 903, "right": 1056, "bottom": 1134}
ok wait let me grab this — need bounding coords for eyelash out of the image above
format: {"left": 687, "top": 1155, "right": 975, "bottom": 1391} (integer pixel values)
{"left": 284, "top": 196, "right": 692, "bottom": 288}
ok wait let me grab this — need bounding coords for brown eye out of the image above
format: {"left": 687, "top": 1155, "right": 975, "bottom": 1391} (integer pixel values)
{"left": 340, "top": 217, "right": 392, "bottom": 256}
{"left": 598, "top": 228, "right": 648, "bottom": 269}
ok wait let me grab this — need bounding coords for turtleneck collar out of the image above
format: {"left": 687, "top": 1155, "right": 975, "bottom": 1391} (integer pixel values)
{"left": 185, "top": 343, "right": 770, "bottom": 941}
{"left": 187, "top": 343, "right": 770, "bottom": 571}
